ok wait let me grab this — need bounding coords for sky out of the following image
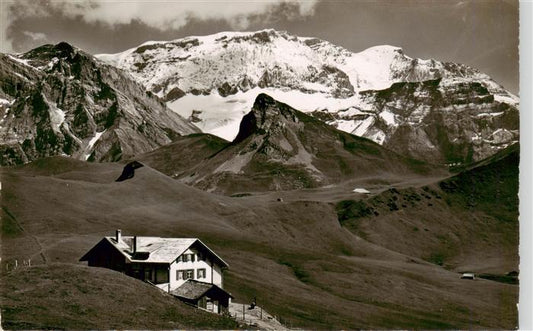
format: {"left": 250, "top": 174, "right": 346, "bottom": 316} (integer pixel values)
{"left": 0, "top": 0, "right": 519, "bottom": 94}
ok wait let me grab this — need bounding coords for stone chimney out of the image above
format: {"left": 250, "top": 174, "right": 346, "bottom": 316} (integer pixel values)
{"left": 116, "top": 229, "right": 122, "bottom": 242}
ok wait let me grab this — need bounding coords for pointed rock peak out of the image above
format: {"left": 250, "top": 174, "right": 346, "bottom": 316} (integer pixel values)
{"left": 252, "top": 93, "right": 276, "bottom": 110}
{"left": 233, "top": 93, "right": 297, "bottom": 144}
{"left": 250, "top": 93, "right": 296, "bottom": 125}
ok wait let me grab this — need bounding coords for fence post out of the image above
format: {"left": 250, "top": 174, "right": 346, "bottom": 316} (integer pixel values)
{"left": 260, "top": 307, "right": 262, "bottom": 320}
{"left": 242, "top": 304, "right": 245, "bottom": 320}
{"left": 15, "top": 260, "right": 18, "bottom": 269}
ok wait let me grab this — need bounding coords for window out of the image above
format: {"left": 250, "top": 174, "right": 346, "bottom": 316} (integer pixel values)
{"left": 176, "top": 269, "right": 194, "bottom": 280}
{"left": 178, "top": 253, "right": 195, "bottom": 263}
{"left": 197, "top": 268, "right": 206, "bottom": 279}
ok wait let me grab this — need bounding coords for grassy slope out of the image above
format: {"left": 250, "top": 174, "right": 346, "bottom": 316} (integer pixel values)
{"left": 0, "top": 156, "right": 518, "bottom": 329}
{"left": 0, "top": 264, "right": 238, "bottom": 330}
{"left": 137, "top": 133, "right": 228, "bottom": 178}
{"left": 336, "top": 144, "right": 519, "bottom": 274}
{"left": 439, "top": 143, "right": 519, "bottom": 223}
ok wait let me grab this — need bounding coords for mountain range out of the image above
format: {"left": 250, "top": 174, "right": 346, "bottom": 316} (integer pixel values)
{"left": 0, "top": 29, "right": 519, "bottom": 167}
{"left": 97, "top": 29, "right": 519, "bottom": 164}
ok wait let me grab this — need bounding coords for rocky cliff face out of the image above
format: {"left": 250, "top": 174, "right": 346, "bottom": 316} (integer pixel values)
{"left": 0, "top": 42, "right": 198, "bottom": 165}
{"left": 97, "top": 29, "right": 518, "bottom": 164}
{"left": 316, "top": 78, "right": 519, "bottom": 164}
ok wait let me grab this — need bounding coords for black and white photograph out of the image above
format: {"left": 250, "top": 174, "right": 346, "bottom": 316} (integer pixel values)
{"left": 0, "top": 0, "right": 527, "bottom": 329}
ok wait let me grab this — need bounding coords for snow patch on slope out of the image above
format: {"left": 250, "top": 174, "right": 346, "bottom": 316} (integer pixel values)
{"left": 7, "top": 55, "right": 36, "bottom": 69}
{"left": 43, "top": 95, "right": 66, "bottom": 134}
{"left": 379, "top": 109, "right": 397, "bottom": 127}
{"left": 84, "top": 131, "right": 106, "bottom": 160}
{"left": 339, "top": 45, "right": 407, "bottom": 91}
{"left": 494, "top": 93, "right": 519, "bottom": 106}
{"left": 353, "top": 116, "right": 375, "bottom": 136}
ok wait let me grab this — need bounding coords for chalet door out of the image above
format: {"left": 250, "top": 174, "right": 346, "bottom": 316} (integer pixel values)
{"left": 144, "top": 269, "right": 153, "bottom": 282}
{"left": 155, "top": 267, "right": 169, "bottom": 284}
{"left": 132, "top": 269, "right": 141, "bottom": 279}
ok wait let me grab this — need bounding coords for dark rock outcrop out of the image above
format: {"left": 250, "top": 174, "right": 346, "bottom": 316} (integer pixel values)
{"left": 116, "top": 161, "right": 144, "bottom": 182}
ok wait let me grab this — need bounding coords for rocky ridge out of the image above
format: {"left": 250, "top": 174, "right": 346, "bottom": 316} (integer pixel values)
{"left": 0, "top": 42, "right": 198, "bottom": 165}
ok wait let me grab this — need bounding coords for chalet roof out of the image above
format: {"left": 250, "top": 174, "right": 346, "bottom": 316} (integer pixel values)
{"left": 171, "top": 279, "right": 233, "bottom": 300}
{"left": 100, "top": 236, "right": 229, "bottom": 267}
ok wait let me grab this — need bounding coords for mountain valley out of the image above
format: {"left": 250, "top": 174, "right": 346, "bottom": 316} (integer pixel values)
{"left": 0, "top": 146, "right": 518, "bottom": 329}
{"left": 0, "top": 30, "right": 520, "bottom": 330}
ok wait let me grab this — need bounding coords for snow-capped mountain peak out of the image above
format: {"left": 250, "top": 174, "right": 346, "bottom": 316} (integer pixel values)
{"left": 96, "top": 29, "right": 518, "bottom": 164}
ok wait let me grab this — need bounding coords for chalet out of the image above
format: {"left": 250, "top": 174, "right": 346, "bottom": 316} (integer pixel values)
{"left": 80, "top": 230, "right": 232, "bottom": 313}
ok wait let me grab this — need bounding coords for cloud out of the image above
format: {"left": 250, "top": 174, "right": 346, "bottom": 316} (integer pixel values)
{"left": 22, "top": 31, "right": 47, "bottom": 41}
{"left": 7, "top": 0, "right": 318, "bottom": 31}
{"left": 1, "top": 0, "right": 318, "bottom": 52}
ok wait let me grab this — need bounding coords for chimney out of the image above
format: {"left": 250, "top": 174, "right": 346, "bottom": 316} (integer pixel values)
{"left": 133, "top": 236, "right": 137, "bottom": 253}
{"left": 116, "top": 229, "right": 122, "bottom": 242}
